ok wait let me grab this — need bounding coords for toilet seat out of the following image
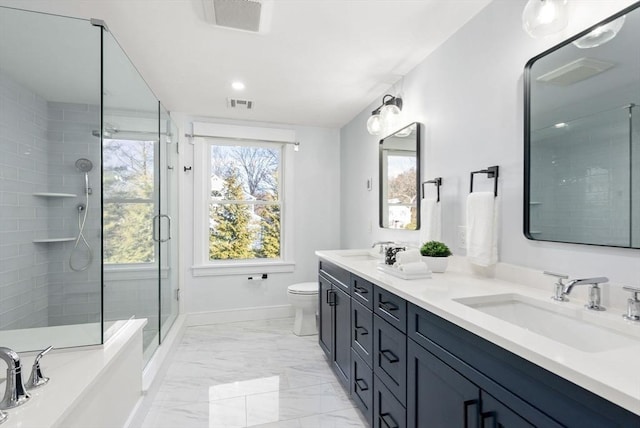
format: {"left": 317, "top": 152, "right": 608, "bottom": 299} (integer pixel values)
{"left": 287, "top": 282, "right": 318, "bottom": 295}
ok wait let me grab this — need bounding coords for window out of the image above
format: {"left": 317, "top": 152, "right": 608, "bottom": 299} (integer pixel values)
{"left": 103, "top": 138, "right": 157, "bottom": 264}
{"left": 208, "top": 143, "right": 282, "bottom": 261}
{"left": 191, "top": 123, "right": 295, "bottom": 276}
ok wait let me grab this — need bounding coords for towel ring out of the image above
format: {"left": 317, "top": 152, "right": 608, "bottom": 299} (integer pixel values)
{"left": 470, "top": 166, "right": 499, "bottom": 197}
{"left": 421, "top": 177, "right": 442, "bottom": 202}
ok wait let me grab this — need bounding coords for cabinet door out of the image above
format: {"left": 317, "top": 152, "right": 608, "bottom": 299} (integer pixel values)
{"left": 480, "top": 392, "right": 562, "bottom": 428}
{"left": 352, "top": 349, "right": 373, "bottom": 426}
{"left": 373, "top": 314, "right": 407, "bottom": 405}
{"left": 407, "top": 339, "right": 480, "bottom": 428}
{"left": 352, "top": 299, "right": 373, "bottom": 367}
{"left": 333, "top": 286, "right": 351, "bottom": 387}
{"left": 374, "top": 375, "right": 407, "bottom": 428}
{"left": 318, "top": 274, "right": 333, "bottom": 358}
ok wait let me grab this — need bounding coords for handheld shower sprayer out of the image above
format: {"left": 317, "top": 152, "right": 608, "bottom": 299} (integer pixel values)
{"left": 70, "top": 159, "right": 94, "bottom": 272}
{"left": 75, "top": 158, "right": 93, "bottom": 195}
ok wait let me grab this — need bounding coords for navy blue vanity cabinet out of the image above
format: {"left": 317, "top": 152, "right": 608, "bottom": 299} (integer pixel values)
{"left": 318, "top": 260, "right": 351, "bottom": 388}
{"left": 373, "top": 313, "right": 407, "bottom": 406}
{"left": 374, "top": 286, "right": 407, "bottom": 333}
{"left": 373, "top": 374, "right": 407, "bottom": 428}
{"left": 407, "top": 339, "right": 480, "bottom": 428}
{"left": 352, "top": 348, "right": 374, "bottom": 426}
{"left": 352, "top": 275, "right": 374, "bottom": 310}
{"left": 408, "top": 303, "right": 639, "bottom": 428}
{"left": 352, "top": 298, "right": 373, "bottom": 365}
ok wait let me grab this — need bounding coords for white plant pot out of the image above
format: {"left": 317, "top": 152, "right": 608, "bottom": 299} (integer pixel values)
{"left": 422, "top": 256, "right": 448, "bottom": 273}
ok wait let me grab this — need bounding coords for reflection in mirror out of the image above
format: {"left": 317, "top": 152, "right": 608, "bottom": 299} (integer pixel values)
{"left": 379, "top": 122, "right": 421, "bottom": 230}
{"left": 524, "top": 2, "right": 640, "bottom": 248}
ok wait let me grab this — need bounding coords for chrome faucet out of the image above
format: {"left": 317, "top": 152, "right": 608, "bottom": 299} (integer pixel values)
{"left": 0, "top": 347, "right": 30, "bottom": 409}
{"left": 622, "top": 286, "right": 640, "bottom": 322}
{"left": 544, "top": 271, "right": 570, "bottom": 302}
{"left": 371, "top": 241, "right": 395, "bottom": 254}
{"left": 561, "top": 276, "right": 609, "bottom": 311}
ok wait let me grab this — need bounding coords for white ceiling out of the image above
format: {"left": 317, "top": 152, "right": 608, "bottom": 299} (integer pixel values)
{"left": 0, "top": 0, "right": 492, "bottom": 128}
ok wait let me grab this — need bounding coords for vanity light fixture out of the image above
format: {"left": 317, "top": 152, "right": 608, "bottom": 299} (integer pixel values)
{"left": 573, "top": 16, "right": 626, "bottom": 49}
{"left": 522, "top": 0, "right": 568, "bottom": 39}
{"left": 366, "top": 94, "right": 403, "bottom": 136}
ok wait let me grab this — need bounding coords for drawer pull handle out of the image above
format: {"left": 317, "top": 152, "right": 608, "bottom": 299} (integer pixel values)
{"left": 379, "top": 301, "right": 399, "bottom": 312}
{"left": 380, "top": 349, "right": 399, "bottom": 363}
{"left": 464, "top": 399, "right": 479, "bottom": 428}
{"left": 355, "top": 378, "right": 369, "bottom": 391}
{"left": 355, "top": 325, "right": 368, "bottom": 335}
{"left": 380, "top": 413, "right": 399, "bottom": 428}
{"left": 326, "top": 289, "right": 336, "bottom": 306}
{"left": 354, "top": 285, "right": 368, "bottom": 294}
{"left": 481, "top": 411, "right": 497, "bottom": 428}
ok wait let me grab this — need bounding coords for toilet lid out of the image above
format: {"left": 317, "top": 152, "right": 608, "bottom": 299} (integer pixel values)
{"left": 288, "top": 282, "right": 318, "bottom": 295}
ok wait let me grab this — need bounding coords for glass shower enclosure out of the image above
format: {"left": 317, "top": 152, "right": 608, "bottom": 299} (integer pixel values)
{"left": 0, "top": 6, "right": 179, "bottom": 364}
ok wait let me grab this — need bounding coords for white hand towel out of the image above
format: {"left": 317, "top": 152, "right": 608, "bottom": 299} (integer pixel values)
{"left": 399, "top": 261, "right": 429, "bottom": 274}
{"left": 395, "top": 249, "right": 421, "bottom": 266}
{"left": 466, "top": 192, "right": 499, "bottom": 267}
{"left": 419, "top": 198, "right": 442, "bottom": 243}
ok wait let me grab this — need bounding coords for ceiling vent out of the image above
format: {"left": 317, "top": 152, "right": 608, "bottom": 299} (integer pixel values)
{"left": 227, "top": 98, "right": 254, "bottom": 109}
{"left": 202, "top": 0, "right": 272, "bottom": 33}
{"left": 536, "top": 57, "right": 615, "bottom": 86}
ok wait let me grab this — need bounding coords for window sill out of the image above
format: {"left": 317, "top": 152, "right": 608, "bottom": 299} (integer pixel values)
{"left": 191, "top": 261, "right": 296, "bottom": 277}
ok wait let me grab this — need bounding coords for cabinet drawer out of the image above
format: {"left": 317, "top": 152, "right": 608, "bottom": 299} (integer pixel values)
{"left": 374, "top": 286, "right": 406, "bottom": 333}
{"left": 374, "top": 375, "right": 406, "bottom": 428}
{"left": 373, "top": 314, "right": 407, "bottom": 405}
{"left": 351, "top": 275, "right": 374, "bottom": 310}
{"left": 351, "top": 349, "right": 373, "bottom": 426}
{"left": 352, "top": 299, "right": 373, "bottom": 367}
{"left": 319, "top": 260, "right": 350, "bottom": 293}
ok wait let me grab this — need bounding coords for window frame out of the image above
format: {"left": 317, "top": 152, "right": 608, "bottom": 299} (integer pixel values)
{"left": 191, "top": 124, "right": 296, "bottom": 277}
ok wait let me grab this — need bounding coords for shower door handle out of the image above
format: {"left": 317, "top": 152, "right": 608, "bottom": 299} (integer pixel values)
{"left": 152, "top": 214, "right": 161, "bottom": 242}
{"left": 159, "top": 214, "right": 172, "bottom": 243}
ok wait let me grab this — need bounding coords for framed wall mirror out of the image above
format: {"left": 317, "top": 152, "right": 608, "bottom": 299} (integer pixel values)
{"left": 379, "top": 122, "right": 421, "bottom": 230}
{"left": 524, "top": 2, "right": 640, "bottom": 248}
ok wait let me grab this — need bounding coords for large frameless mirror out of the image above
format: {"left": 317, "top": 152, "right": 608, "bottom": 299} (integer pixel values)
{"left": 524, "top": 2, "right": 640, "bottom": 248}
{"left": 379, "top": 122, "right": 421, "bottom": 230}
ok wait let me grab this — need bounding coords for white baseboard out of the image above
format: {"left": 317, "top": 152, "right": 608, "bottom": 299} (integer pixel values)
{"left": 186, "top": 304, "right": 295, "bottom": 327}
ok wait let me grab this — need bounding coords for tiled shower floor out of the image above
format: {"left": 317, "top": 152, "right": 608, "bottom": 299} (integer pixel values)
{"left": 136, "top": 318, "right": 367, "bottom": 427}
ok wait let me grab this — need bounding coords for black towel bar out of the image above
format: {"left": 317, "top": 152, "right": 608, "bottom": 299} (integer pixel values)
{"left": 421, "top": 177, "right": 442, "bottom": 202}
{"left": 469, "top": 166, "right": 499, "bottom": 197}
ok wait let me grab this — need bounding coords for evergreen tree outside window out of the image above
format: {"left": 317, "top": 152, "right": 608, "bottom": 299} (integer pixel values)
{"left": 208, "top": 143, "right": 282, "bottom": 261}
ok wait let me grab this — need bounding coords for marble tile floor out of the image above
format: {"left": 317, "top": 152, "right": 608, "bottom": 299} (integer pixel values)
{"left": 135, "top": 318, "right": 367, "bottom": 428}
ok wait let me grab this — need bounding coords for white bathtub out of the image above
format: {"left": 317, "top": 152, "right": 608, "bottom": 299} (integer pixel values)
{"left": 0, "top": 319, "right": 146, "bottom": 428}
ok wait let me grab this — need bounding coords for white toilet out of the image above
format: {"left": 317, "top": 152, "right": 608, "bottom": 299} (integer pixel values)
{"left": 287, "top": 282, "right": 319, "bottom": 336}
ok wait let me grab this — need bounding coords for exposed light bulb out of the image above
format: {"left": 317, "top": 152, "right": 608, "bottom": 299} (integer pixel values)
{"left": 573, "top": 16, "right": 625, "bottom": 49}
{"left": 367, "top": 113, "right": 382, "bottom": 135}
{"left": 522, "top": 0, "right": 568, "bottom": 38}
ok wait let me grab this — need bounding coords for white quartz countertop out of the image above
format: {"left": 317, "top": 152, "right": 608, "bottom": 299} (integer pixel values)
{"left": 316, "top": 250, "right": 640, "bottom": 416}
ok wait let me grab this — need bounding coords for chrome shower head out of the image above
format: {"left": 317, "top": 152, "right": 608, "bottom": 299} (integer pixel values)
{"left": 75, "top": 158, "right": 93, "bottom": 173}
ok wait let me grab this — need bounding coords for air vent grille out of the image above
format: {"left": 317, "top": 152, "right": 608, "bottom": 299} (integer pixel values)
{"left": 203, "top": 0, "right": 262, "bottom": 32}
{"left": 227, "top": 98, "right": 254, "bottom": 109}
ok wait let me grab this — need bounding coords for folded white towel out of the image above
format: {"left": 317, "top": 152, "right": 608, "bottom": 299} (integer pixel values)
{"left": 466, "top": 192, "right": 499, "bottom": 267}
{"left": 419, "top": 198, "right": 442, "bottom": 243}
{"left": 399, "top": 261, "right": 429, "bottom": 274}
{"left": 395, "top": 249, "right": 421, "bottom": 266}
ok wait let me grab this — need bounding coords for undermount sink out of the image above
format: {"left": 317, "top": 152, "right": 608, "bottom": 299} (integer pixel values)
{"left": 454, "top": 294, "right": 640, "bottom": 353}
{"left": 332, "top": 249, "right": 381, "bottom": 261}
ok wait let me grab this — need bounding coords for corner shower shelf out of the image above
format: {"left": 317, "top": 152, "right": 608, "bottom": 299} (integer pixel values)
{"left": 33, "top": 237, "right": 76, "bottom": 243}
{"left": 33, "top": 192, "right": 77, "bottom": 198}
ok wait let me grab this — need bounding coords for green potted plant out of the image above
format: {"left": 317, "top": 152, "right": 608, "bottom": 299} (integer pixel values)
{"left": 420, "top": 241, "right": 452, "bottom": 273}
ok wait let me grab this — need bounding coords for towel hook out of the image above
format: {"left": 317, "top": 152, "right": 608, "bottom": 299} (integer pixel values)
{"left": 421, "top": 177, "right": 442, "bottom": 202}
{"left": 469, "top": 165, "right": 499, "bottom": 197}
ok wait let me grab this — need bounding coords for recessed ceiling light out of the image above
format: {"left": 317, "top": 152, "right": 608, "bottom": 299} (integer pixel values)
{"left": 231, "top": 81, "right": 245, "bottom": 91}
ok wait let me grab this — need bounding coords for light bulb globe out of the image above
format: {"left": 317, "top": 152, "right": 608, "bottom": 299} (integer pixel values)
{"left": 522, "top": 0, "right": 568, "bottom": 38}
{"left": 367, "top": 114, "right": 382, "bottom": 135}
{"left": 573, "top": 16, "right": 625, "bottom": 49}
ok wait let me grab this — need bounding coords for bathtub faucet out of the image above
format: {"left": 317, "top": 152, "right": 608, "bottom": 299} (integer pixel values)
{"left": 0, "top": 347, "right": 30, "bottom": 410}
